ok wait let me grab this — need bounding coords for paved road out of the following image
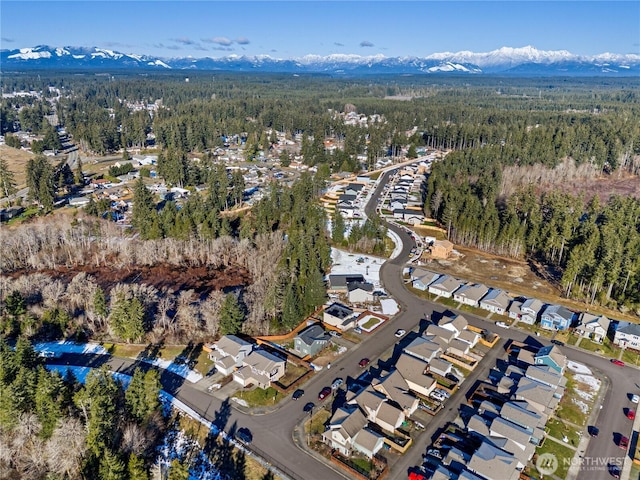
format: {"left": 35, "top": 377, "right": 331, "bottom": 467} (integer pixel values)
{"left": 51, "top": 165, "right": 638, "bottom": 480}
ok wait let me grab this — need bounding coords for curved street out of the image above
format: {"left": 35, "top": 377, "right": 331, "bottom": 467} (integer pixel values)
{"left": 51, "top": 167, "right": 637, "bottom": 480}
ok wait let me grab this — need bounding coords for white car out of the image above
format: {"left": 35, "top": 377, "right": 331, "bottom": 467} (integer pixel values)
{"left": 632, "top": 394, "right": 639, "bottom": 404}
{"left": 495, "top": 321, "right": 510, "bottom": 329}
{"left": 395, "top": 329, "right": 406, "bottom": 338}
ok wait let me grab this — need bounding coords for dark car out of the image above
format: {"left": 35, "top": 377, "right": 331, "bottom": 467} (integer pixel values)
{"left": 318, "top": 386, "right": 331, "bottom": 401}
{"left": 292, "top": 389, "right": 304, "bottom": 400}
{"left": 551, "top": 339, "right": 565, "bottom": 346}
{"left": 235, "top": 428, "right": 252, "bottom": 444}
{"left": 445, "top": 373, "right": 460, "bottom": 383}
{"left": 587, "top": 425, "right": 599, "bottom": 437}
{"left": 303, "top": 402, "right": 314, "bottom": 412}
{"left": 359, "top": 358, "right": 370, "bottom": 367}
{"left": 609, "top": 464, "right": 621, "bottom": 479}
{"left": 619, "top": 435, "right": 629, "bottom": 449}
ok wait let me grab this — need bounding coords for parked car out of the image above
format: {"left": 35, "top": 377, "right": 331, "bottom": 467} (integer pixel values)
{"left": 359, "top": 358, "right": 370, "bottom": 367}
{"left": 627, "top": 409, "right": 636, "bottom": 420}
{"left": 303, "top": 402, "right": 314, "bottom": 412}
{"left": 235, "top": 428, "right": 252, "bottom": 444}
{"left": 608, "top": 464, "right": 621, "bottom": 479}
{"left": 619, "top": 436, "right": 629, "bottom": 449}
{"left": 429, "top": 391, "right": 447, "bottom": 402}
{"left": 207, "top": 383, "right": 222, "bottom": 392}
{"left": 631, "top": 394, "right": 639, "bottom": 404}
{"left": 611, "top": 359, "right": 625, "bottom": 367}
{"left": 329, "top": 331, "right": 342, "bottom": 338}
{"left": 495, "top": 321, "right": 509, "bottom": 329}
{"left": 445, "top": 373, "right": 460, "bottom": 383}
{"left": 434, "top": 388, "right": 450, "bottom": 399}
{"left": 551, "top": 339, "right": 565, "bottom": 346}
{"left": 292, "top": 389, "right": 304, "bottom": 400}
{"left": 331, "top": 378, "right": 344, "bottom": 390}
{"left": 354, "top": 327, "right": 363, "bottom": 334}
{"left": 318, "top": 387, "right": 331, "bottom": 400}
{"left": 587, "top": 425, "right": 599, "bottom": 437}
{"left": 395, "top": 329, "right": 406, "bottom": 338}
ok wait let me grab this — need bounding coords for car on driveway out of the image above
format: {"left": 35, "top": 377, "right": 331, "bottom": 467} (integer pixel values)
{"left": 359, "top": 358, "right": 370, "bottom": 367}
{"left": 608, "top": 464, "right": 621, "bottom": 478}
{"left": 631, "top": 394, "right": 639, "bottom": 404}
{"left": 318, "top": 387, "right": 331, "bottom": 400}
{"left": 619, "top": 435, "right": 629, "bottom": 450}
{"left": 627, "top": 409, "right": 636, "bottom": 420}
{"left": 587, "top": 425, "right": 599, "bottom": 437}
{"left": 611, "top": 359, "right": 625, "bottom": 367}
{"left": 292, "top": 389, "right": 304, "bottom": 400}
{"left": 395, "top": 329, "right": 406, "bottom": 338}
{"left": 329, "top": 331, "right": 342, "bottom": 338}
{"left": 331, "top": 378, "right": 344, "bottom": 390}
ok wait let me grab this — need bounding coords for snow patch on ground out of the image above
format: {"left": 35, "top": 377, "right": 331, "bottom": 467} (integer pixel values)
{"left": 572, "top": 398, "right": 589, "bottom": 414}
{"left": 380, "top": 298, "right": 399, "bottom": 315}
{"left": 573, "top": 374, "right": 601, "bottom": 393}
{"left": 567, "top": 361, "right": 592, "bottom": 375}
{"left": 145, "top": 358, "right": 203, "bottom": 383}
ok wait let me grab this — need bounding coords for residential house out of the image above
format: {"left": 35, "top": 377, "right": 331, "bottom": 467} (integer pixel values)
{"left": 500, "top": 401, "right": 547, "bottom": 445}
{"left": 479, "top": 289, "right": 512, "bottom": 316}
{"left": 458, "top": 329, "right": 480, "bottom": 348}
{"left": 372, "top": 370, "right": 419, "bottom": 416}
{"left": 426, "top": 324, "right": 457, "bottom": 346}
{"left": 395, "top": 353, "right": 437, "bottom": 398}
{"left": 430, "top": 240, "right": 454, "bottom": 259}
{"left": 337, "top": 193, "right": 357, "bottom": 207}
{"left": 439, "top": 314, "right": 468, "bottom": 337}
{"left": 534, "top": 345, "right": 567, "bottom": 374}
{"left": 514, "top": 377, "right": 562, "bottom": 414}
{"left": 389, "top": 199, "right": 407, "bottom": 211}
{"left": 403, "top": 336, "right": 442, "bottom": 363}
{"left": 507, "top": 300, "right": 524, "bottom": 321}
{"left": 454, "top": 283, "right": 490, "bottom": 307}
{"left": 467, "top": 441, "right": 522, "bottom": 480}
{"left": 328, "top": 274, "right": 365, "bottom": 291}
{"left": 525, "top": 365, "right": 566, "bottom": 389}
{"left": 428, "top": 357, "right": 453, "bottom": 377}
{"left": 349, "top": 389, "right": 405, "bottom": 433}
{"left": 233, "top": 349, "right": 286, "bottom": 389}
{"left": 393, "top": 208, "right": 425, "bottom": 225}
{"left": 352, "top": 428, "right": 386, "bottom": 459}
{"left": 540, "top": 304, "right": 574, "bottom": 331}
{"left": 294, "top": 324, "right": 329, "bottom": 357}
{"left": 412, "top": 270, "right": 441, "bottom": 291}
{"left": 575, "top": 313, "right": 610, "bottom": 343}
{"left": 348, "top": 282, "right": 375, "bottom": 304}
{"left": 519, "top": 298, "right": 544, "bottom": 325}
{"left": 448, "top": 338, "right": 471, "bottom": 357}
{"left": 428, "top": 275, "right": 463, "bottom": 298}
{"left": 613, "top": 322, "right": 640, "bottom": 349}
{"left": 345, "top": 183, "right": 365, "bottom": 196}
{"left": 208, "top": 335, "right": 254, "bottom": 376}
{"left": 322, "top": 406, "right": 367, "bottom": 456}
{"left": 323, "top": 302, "right": 355, "bottom": 329}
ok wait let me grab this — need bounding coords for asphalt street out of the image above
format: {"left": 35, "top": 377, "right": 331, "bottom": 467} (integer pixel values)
{"left": 50, "top": 165, "right": 638, "bottom": 480}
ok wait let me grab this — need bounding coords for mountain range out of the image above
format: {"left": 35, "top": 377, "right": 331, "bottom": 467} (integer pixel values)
{"left": 2, "top": 45, "right": 639, "bottom": 76}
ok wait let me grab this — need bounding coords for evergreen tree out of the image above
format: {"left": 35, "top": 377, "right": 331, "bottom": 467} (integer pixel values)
{"left": 99, "top": 448, "right": 127, "bottom": 480}
{"left": 127, "top": 453, "right": 149, "bottom": 480}
{"left": 331, "top": 208, "right": 345, "bottom": 244}
{"left": 167, "top": 459, "right": 190, "bottom": 480}
{"left": 219, "top": 293, "right": 244, "bottom": 335}
{"left": 0, "top": 157, "right": 17, "bottom": 198}
{"left": 131, "top": 177, "right": 157, "bottom": 239}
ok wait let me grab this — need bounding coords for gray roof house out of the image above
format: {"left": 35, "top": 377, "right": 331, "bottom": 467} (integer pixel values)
{"left": 467, "top": 441, "right": 521, "bottom": 480}
{"left": 458, "top": 329, "right": 480, "bottom": 347}
{"left": 233, "top": 349, "right": 286, "bottom": 389}
{"left": 439, "top": 314, "right": 468, "bottom": 337}
{"left": 479, "top": 288, "right": 512, "bottom": 315}
{"left": 208, "top": 334, "right": 254, "bottom": 376}
{"left": 328, "top": 274, "right": 365, "bottom": 291}
{"left": 426, "top": 324, "right": 457, "bottom": 345}
{"left": 534, "top": 345, "right": 567, "bottom": 374}
{"left": 352, "top": 428, "right": 385, "bottom": 459}
{"left": 428, "top": 274, "right": 464, "bottom": 298}
{"left": 614, "top": 322, "right": 640, "bottom": 349}
{"left": 403, "top": 336, "right": 442, "bottom": 363}
{"left": 519, "top": 298, "right": 544, "bottom": 325}
{"left": 428, "top": 357, "right": 453, "bottom": 377}
{"left": 507, "top": 300, "right": 524, "bottom": 321}
{"left": 412, "top": 269, "right": 441, "bottom": 291}
{"left": 347, "top": 281, "right": 375, "bottom": 304}
{"left": 454, "top": 283, "right": 490, "bottom": 307}
{"left": 322, "top": 406, "right": 367, "bottom": 456}
{"left": 525, "top": 365, "right": 566, "bottom": 389}
{"left": 371, "top": 370, "right": 419, "bottom": 416}
{"left": 395, "top": 353, "right": 437, "bottom": 398}
{"left": 514, "top": 377, "right": 562, "bottom": 414}
{"left": 345, "top": 183, "right": 365, "bottom": 196}
{"left": 575, "top": 313, "right": 610, "bottom": 343}
{"left": 294, "top": 324, "right": 329, "bottom": 357}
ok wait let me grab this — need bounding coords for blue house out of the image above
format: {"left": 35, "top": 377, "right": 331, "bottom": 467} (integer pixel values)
{"left": 540, "top": 304, "right": 574, "bottom": 331}
{"left": 534, "top": 345, "right": 567, "bottom": 374}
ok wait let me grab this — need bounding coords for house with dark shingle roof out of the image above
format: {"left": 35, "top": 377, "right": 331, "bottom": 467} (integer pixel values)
{"left": 540, "top": 304, "right": 574, "bottom": 331}
{"left": 294, "top": 324, "right": 329, "bottom": 357}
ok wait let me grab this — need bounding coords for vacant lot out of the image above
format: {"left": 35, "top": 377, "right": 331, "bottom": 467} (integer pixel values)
{"left": 1, "top": 144, "right": 34, "bottom": 189}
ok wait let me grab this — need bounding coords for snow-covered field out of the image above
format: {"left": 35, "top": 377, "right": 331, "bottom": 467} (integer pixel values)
{"left": 567, "top": 361, "right": 592, "bottom": 375}
{"left": 330, "top": 248, "right": 385, "bottom": 289}
{"left": 34, "top": 341, "right": 203, "bottom": 383}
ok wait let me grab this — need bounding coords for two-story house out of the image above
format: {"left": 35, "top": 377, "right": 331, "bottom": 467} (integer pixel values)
{"left": 575, "top": 313, "right": 610, "bottom": 343}
{"left": 613, "top": 322, "right": 640, "bottom": 350}
{"left": 207, "top": 334, "right": 254, "bottom": 376}
{"left": 540, "top": 304, "right": 574, "bottom": 331}
{"left": 233, "top": 349, "right": 286, "bottom": 389}
{"left": 519, "top": 298, "right": 545, "bottom": 325}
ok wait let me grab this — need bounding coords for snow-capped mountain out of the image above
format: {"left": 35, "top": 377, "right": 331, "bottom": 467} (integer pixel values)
{"left": 1, "top": 45, "right": 639, "bottom": 76}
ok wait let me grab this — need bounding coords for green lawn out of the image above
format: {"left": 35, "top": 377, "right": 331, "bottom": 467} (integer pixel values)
{"left": 458, "top": 304, "right": 491, "bottom": 318}
{"left": 578, "top": 337, "right": 618, "bottom": 357}
{"left": 277, "top": 363, "right": 310, "bottom": 388}
{"left": 305, "top": 408, "right": 331, "bottom": 434}
{"left": 233, "top": 387, "right": 283, "bottom": 407}
{"left": 622, "top": 349, "right": 640, "bottom": 365}
{"left": 567, "top": 334, "right": 580, "bottom": 346}
{"left": 535, "top": 440, "right": 575, "bottom": 479}
{"left": 545, "top": 417, "right": 581, "bottom": 447}
{"left": 362, "top": 316, "right": 384, "bottom": 329}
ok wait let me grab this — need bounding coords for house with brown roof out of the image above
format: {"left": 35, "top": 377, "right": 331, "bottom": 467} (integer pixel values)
{"left": 439, "top": 314, "right": 468, "bottom": 337}
{"left": 430, "top": 239, "right": 454, "bottom": 259}
{"left": 322, "top": 406, "right": 367, "bottom": 456}
{"left": 372, "top": 370, "right": 419, "bottom": 416}
{"left": 479, "top": 289, "right": 512, "bottom": 316}
{"left": 428, "top": 274, "right": 463, "bottom": 298}
{"left": 395, "top": 352, "right": 437, "bottom": 398}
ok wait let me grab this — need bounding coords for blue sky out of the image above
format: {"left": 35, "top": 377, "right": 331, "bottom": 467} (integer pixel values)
{"left": 1, "top": 1, "right": 638, "bottom": 58}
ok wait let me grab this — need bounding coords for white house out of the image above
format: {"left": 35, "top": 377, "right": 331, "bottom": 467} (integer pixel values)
{"left": 479, "top": 289, "right": 512, "bottom": 315}
{"left": 575, "top": 313, "right": 610, "bottom": 343}
{"left": 519, "top": 298, "right": 544, "bottom": 325}
{"left": 454, "top": 283, "right": 489, "bottom": 307}
{"left": 347, "top": 282, "right": 375, "bottom": 304}
{"left": 207, "top": 335, "right": 254, "bottom": 376}
{"left": 233, "top": 349, "right": 286, "bottom": 389}
{"left": 613, "top": 322, "right": 640, "bottom": 350}
{"left": 428, "top": 275, "right": 463, "bottom": 298}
